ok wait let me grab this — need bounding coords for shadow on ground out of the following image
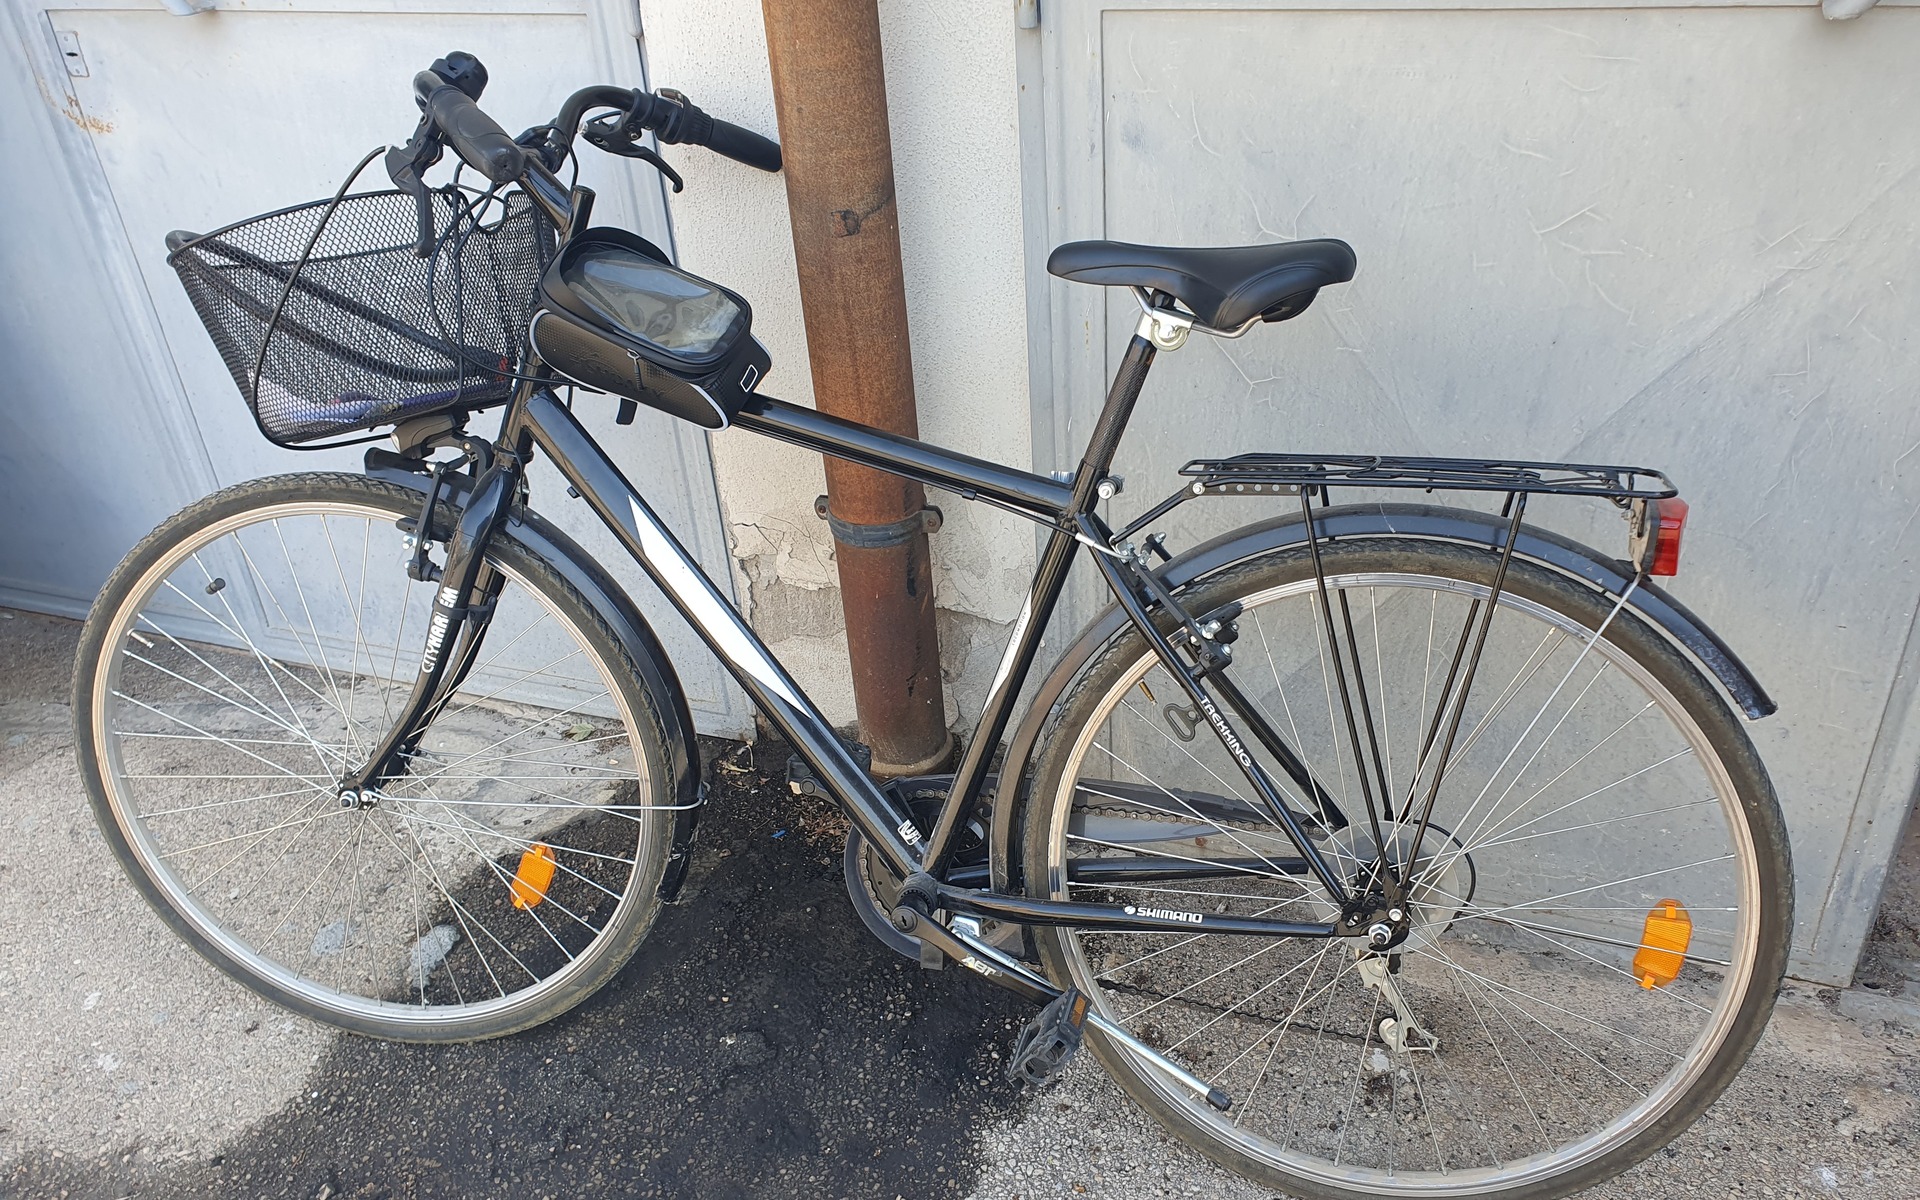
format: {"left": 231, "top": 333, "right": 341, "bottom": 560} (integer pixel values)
{"left": 6, "top": 732, "right": 1028, "bottom": 1200}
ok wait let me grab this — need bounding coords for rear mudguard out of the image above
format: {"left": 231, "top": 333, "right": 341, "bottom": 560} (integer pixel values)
{"left": 366, "top": 453, "right": 705, "bottom": 900}
{"left": 989, "top": 501, "right": 1774, "bottom": 894}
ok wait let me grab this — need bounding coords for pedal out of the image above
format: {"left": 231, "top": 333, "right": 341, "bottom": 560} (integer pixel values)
{"left": 786, "top": 738, "right": 873, "bottom": 796}
{"left": 1006, "top": 988, "right": 1090, "bottom": 1087}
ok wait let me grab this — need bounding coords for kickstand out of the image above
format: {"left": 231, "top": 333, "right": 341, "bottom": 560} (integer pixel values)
{"left": 1357, "top": 954, "right": 1438, "bottom": 1053}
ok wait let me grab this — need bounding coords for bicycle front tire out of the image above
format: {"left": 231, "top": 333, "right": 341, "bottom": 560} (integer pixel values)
{"left": 73, "top": 473, "right": 683, "bottom": 1042}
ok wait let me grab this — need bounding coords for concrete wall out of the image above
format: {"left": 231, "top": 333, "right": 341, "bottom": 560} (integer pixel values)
{"left": 637, "top": 0, "right": 1036, "bottom": 729}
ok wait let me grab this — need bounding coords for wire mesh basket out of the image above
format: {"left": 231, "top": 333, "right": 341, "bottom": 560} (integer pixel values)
{"left": 168, "top": 187, "right": 557, "bottom": 447}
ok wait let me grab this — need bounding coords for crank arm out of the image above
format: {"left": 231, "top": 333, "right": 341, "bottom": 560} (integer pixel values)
{"left": 895, "top": 909, "right": 1233, "bottom": 1112}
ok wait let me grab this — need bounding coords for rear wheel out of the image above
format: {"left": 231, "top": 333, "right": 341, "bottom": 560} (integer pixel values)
{"left": 74, "top": 473, "right": 681, "bottom": 1042}
{"left": 1020, "top": 538, "right": 1791, "bottom": 1200}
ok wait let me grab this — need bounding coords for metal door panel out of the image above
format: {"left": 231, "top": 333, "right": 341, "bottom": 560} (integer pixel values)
{"left": 1031, "top": 1, "right": 1920, "bottom": 982}
{"left": 36, "top": 1, "right": 746, "bottom": 731}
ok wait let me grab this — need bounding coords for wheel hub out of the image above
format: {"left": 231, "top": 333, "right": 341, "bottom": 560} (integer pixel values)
{"left": 1325, "top": 820, "right": 1475, "bottom": 952}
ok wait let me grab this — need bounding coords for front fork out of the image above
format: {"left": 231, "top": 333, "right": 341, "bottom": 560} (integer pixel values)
{"left": 336, "top": 449, "right": 522, "bottom": 804}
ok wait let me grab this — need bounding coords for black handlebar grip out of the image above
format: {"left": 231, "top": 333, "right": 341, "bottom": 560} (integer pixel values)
{"left": 649, "top": 89, "right": 781, "bottom": 173}
{"left": 417, "top": 71, "right": 526, "bottom": 184}
{"left": 701, "top": 116, "right": 783, "bottom": 173}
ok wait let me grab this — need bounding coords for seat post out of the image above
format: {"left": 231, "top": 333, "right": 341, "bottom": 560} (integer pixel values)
{"left": 1068, "top": 302, "right": 1190, "bottom": 514}
{"left": 1075, "top": 303, "right": 1175, "bottom": 510}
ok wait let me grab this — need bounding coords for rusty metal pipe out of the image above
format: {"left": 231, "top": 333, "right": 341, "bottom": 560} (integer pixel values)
{"left": 760, "top": 0, "right": 951, "bottom": 776}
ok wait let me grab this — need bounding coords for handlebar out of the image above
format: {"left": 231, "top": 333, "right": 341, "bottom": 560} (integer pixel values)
{"left": 397, "top": 51, "right": 780, "bottom": 195}
{"left": 415, "top": 70, "right": 526, "bottom": 184}
{"left": 552, "top": 85, "right": 640, "bottom": 146}
{"left": 388, "top": 52, "right": 781, "bottom": 257}
{"left": 699, "top": 120, "right": 784, "bottom": 173}
{"left": 643, "top": 88, "right": 783, "bottom": 173}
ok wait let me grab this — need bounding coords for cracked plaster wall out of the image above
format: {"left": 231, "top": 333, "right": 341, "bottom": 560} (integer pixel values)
{"left": 638, "top": 0, "right": 1033, "bottom": 729}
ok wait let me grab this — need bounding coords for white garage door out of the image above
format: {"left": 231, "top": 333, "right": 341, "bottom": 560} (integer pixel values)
{"left": 26, "top": 0, "right": 746, "bottom": 732}
{"left": 1029, "top": 0, "right": 1920, "bottom": 983}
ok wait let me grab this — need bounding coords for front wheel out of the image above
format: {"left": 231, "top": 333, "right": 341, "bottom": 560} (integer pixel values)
{"left": 73, "top": 473, "right": 683, "bottom": 1042}
{"left": 1019, "top": 537, "right": 1791, "bottom": 1200}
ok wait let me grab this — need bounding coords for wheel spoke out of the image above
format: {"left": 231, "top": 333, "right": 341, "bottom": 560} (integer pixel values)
{"left": 1037, "top": 555, "right": 1779, "bottom": 1193}
{"left": 84, "top": 487, "right": 666, "bottom": 1033}
{"left": 1091, "top": 738, "right": 1310, "bottom": 883}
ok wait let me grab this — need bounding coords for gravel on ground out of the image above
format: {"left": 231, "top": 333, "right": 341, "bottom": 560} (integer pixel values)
{"left": 4, "top": 606, "right": 1917, "bottom": 1199}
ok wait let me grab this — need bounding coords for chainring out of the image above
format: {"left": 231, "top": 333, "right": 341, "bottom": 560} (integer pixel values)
{"left": 842, "top": 788, "right": 989, "bottom": 960}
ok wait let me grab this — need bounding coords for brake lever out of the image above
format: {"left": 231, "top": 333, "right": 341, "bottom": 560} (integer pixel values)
{"left": 626, "top": 144, "right": 684, "bottom": 193}
{"left": 386, "top": 115, "right": 445, "bottom": 257}
{"left": 582, "top": 100, "right": 685, "bottom": 192}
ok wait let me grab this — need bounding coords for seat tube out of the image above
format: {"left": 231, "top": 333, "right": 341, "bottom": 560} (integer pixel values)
{"left": 1069, "top": 332, "right": 1158, "bottom": 512}
{"left": 916, "top": 327, "right": 1160, "bottom": 877}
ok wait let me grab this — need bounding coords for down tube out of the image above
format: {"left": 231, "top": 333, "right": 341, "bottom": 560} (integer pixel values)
{"left": 520, "top": 391, "right": 921, "bottom": 878}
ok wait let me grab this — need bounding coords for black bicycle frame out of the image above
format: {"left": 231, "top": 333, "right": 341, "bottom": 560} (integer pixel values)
{"left": 346, "top": 327, "right": 1359, "bottom": 947}
{"left": 534, "top": 360, "right": 1356, "bottom": 924}
{"left": 340, "top": 88, "right": 1712, "bottom": 976}
{"left": 335, "top": 146, "right": 1431, "bottom": 948}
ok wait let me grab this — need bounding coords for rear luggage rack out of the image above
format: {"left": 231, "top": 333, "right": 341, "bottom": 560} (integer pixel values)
{"left": 1180, "top": 453, "right": 1676, "bottom": 500}
{"left": 1116, "top": 453, "right": 1678, "bottom": 545}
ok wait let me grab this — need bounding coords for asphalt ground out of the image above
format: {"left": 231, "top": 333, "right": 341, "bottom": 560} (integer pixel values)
{"left": 6, "top": 605, "right": 1920, "bottom": 1199}
{"left": 1, "top": 598, "right": 1026, "bottom": 1197}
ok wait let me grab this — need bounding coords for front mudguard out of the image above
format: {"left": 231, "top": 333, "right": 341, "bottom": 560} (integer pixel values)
{"left": 989, "top": 501, "right": 1774, "bottom": 895}
{"left": 366, "top": 451, "right": 706, "bottom": 900}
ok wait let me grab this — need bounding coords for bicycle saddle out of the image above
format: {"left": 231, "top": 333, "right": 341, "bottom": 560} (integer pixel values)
{"left": 1047, "top": 238, "right": 1355, "bottom": 329}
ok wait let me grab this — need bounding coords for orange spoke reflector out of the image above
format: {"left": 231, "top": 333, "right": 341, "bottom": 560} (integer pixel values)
{"left": 1634, "top": 899, "right": 1692, "bottom": 989}
{"left": 510, "top": 843, "right": 558, "bottom": 910}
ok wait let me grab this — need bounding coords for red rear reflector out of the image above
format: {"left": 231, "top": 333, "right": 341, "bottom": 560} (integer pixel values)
{"left": 1649, "top": 497, "right": 1688, "bottom": 577}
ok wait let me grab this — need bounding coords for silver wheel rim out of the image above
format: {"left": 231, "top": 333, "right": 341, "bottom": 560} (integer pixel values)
{"left": 1044, "top": 570, "right": 1762, "bottom": 1194}
{"left": 90, "top": 494, "right": 660, "bottom": 1030}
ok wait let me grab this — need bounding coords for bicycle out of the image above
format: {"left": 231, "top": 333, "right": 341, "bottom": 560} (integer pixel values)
{"left": 72, "top": 51, "right": 1793, "bottom": 1200}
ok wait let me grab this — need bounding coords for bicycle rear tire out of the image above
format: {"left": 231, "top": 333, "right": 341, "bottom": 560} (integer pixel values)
{"left": 1019, "top": 536, "right": 1791, "bottom": 1200}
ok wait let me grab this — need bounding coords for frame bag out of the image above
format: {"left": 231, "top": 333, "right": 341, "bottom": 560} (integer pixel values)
{"left": 530, "top": 228, "right": 769, "bottom": 429}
